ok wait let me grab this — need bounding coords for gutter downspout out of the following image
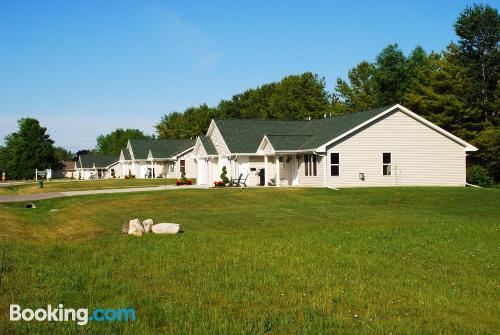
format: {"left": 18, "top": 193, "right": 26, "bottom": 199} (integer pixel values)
{"left": 313, "top": 150, "right": 328, "bottom": 187}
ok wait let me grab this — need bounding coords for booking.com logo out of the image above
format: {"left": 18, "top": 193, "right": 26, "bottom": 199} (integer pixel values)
{"left": 10, "top": 304, "right": 136, "bottom": 326}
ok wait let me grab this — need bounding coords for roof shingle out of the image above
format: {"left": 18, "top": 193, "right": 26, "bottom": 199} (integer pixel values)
{"left": 213, "top": 105, "right": 395, "bottom": 153}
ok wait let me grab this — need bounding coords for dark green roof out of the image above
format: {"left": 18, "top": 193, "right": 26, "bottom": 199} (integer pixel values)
{"left": 79, "top": 154, "right": 119, "bottom": 169}
{"left": 122, "top": 149, "right": 131, "bottom": 160}
{"left": 266, "top": 135, "right": 313, "bottom": 151}
{"left": 199, "top": 136, "right": 218, "bottom": 155}
{"left": 213, "top": 105, "right": 395, "bottom": 153}
{"left": 129, "top": 139, "right": 195, "bottom": 159}
{"left": 214, "top": 119, "right": 307, "bottom": 153}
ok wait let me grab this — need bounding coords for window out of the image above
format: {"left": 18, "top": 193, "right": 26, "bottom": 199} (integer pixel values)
{"left": 169, "top": 163, "right": 175, "bottom": 173}
{"left": 330, "top": 153, "right": 339, "bottom": 176}
{"left": 383, "top": 153, "right": 391, "bottom": 176}
{"left": 180, "top": 160, "right": 186, "bottom": 173}
{"left": 304, "top": 154, "right": 317, "bottom": 176}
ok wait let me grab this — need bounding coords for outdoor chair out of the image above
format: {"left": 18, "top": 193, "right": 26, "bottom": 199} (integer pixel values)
{"left": 230, "top": 174, "right": 243, "bottom": 186}
{"left": 239, "top": 174, "right": 248, "bottom": 187}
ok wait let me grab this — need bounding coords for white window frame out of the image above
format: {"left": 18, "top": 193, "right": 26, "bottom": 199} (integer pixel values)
{"left": 330, "top": 152, "right": 340, "bottom": 177}
{"left": 180, "top": 159, "right": 186, "bottom": 173}
{"left": 382, "top": 152, "right": 392, "bottom": 176}
{"left": 304, "top": 154, "right": 317, "bottom": 177}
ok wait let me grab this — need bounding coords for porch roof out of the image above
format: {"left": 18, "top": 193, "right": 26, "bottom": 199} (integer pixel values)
{"left": 199, "top": 135, "right": 218, "bottom": 155}
{"left": 79, "top": 154, "right": 119, "bottom": 169}
{"left": 129, "top": 139, "right": 195, "bottom": 159}
{"left": 265, "top": 134, "right": 313, "bottom": 151}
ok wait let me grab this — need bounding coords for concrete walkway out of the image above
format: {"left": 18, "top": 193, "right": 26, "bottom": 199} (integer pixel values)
{"left": 0, "top": 185, "right": 208, "bottom": 203}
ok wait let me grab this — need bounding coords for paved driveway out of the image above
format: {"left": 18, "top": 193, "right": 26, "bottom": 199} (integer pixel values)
{"left": 0, "top": 185, "right": 208, "bottom": 203}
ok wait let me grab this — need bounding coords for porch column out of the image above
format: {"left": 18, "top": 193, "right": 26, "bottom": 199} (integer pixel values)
{"left": 275, "top": 155, "right": 280, "bottom": 187}
{"left": 292, "top": 155, "right": 298, "bottom": 186}
{"left": 264, "top": 155, "right": 268, "bottom": 187}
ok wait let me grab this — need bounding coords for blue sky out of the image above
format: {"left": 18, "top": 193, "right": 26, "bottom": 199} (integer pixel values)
{"left": 0, "top": 0, "right": 495, "bottom": 151}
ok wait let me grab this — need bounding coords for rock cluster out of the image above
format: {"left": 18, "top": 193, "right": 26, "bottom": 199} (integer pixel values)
{"left": 122, "top": 218, "right": 183, "bottom": 236}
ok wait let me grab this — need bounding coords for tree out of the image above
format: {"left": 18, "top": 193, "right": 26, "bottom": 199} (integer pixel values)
{"left": 334, "top": 61, "right": 379, "bottom": 113}
{"left": 53, "top": 146, "right": 74, "bottom": 161}
{"left": 373, "top": 44, "right": 408, "bottom": 105}
{"left": 454, "top": 4, "right": 499, "bottom": 124}
{"left": 269, "top": 73, "right": 331, "bottom": 119}
{"left": 0, "top": 118, "right": 59, "bottom": 180}
{"left": 96, "top": 129, "right": 152, "bottom": 155}
{"left": 218, "top": 83, "right": 277, "bottom": 119}
{"left": 402, "top": 45, "right": 468, "bottom": 131}
{"left": 156, "top": 72, "right": 331, "bottom": 140}
{"left": 156, "top": 104, "right": 218, "bottom": 139}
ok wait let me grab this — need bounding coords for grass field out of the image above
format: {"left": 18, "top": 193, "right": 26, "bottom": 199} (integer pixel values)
{"left": 0, "top": 178, "right": 176, "bottom": 195}
{"left": 0, "top": 187, "right": 498, "bottom": 334}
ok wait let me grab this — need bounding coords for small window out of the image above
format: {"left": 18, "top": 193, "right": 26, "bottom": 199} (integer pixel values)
{"left": 304, "top": 154, "right": 317, "bottom": 176}
{"left": 169, "top": 163, "right": 175, "bottom": 173}
{"left": 383, "top": 153, "right": 391, "bottom": 176}
{"left": 180, "top": 160, "right": 186, "bottom": 173}
{"left": 330, "top": 153, "right": 339, "bottom": 176}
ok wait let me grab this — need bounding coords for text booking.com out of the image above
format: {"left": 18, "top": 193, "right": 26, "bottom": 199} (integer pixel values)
{"left": 10, "top": 304, "right": 136, "bottom": 325}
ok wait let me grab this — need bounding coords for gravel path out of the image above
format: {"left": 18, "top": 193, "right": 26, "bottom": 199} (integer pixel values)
{"left": 0, "top": 185, "right": 208, "bottom": 203}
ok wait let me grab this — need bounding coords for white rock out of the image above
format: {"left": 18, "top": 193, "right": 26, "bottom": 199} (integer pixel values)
{"left": 128, "top": 218, "right": 144, "bottom": 235}
{"left": 152, "top": 223, "right": 183, "bottom": 235}
{"left": 142, "top": 219, "right": 154, "bottom": 233}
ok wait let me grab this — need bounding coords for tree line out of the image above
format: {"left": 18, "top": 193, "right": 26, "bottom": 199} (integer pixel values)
{"left": 0, "top": 4, "right": 497, "bottom": 181}
{"left": 155, "top": 4, "right": 499, "bottom": 181}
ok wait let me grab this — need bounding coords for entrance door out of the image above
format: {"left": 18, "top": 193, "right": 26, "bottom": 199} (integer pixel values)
{"left": 197, "top": 159, "right": 208, "bottom": 185}
{"left": 237, "top": 156, "right": 250, "bottom": 179}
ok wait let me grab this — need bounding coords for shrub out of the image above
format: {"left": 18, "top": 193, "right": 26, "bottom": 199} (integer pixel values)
{"left": 220, "top": 166, "right": 229, "bottom": 185}
{"left": 467, "top": 165, "right": 493, "bottom": 187}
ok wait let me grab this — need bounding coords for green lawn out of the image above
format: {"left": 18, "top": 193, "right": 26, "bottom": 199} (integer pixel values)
{"left": 0, "top": 178, "right": 176, "bottom": 195}
{"left": 0, "top": 187, "right": 498, "bottom": 334}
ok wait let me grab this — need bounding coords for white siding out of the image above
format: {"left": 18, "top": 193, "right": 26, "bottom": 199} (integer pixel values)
{"left": 209, "top": 124, "right": 230, "bottom": 155}
{"left": 209, "top": 157, "right": 222, "bottom": 184}
{"left": 297, "top": 154, "right": 325, "bottom": 187}
{"left": 326, "top": 110, "right": 467, "bottom": 187}
{"left": 278, "top": 155, "right": 294, "bottom": 186}
{"left": 176, "top": 151, "right": 196, "bottom": 179}
{"left": 195, "top": 142, "right": 207, "bottom": 157}
{"left": 248, "top": 156, "right": 264, "bottom": 186}
{"left": 262, "top": 140, "right": 274, "bottom": 154}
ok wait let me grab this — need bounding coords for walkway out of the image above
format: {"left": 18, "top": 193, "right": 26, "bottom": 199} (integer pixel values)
{"left": 0, "top": 185, "right": 208, "bottom": 203}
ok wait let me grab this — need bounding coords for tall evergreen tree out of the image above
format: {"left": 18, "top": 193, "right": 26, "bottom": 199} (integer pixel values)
{"left": 0, "top": 118, "right": 59, "bottom": 180}
{"left": 334, "top": 61, "right": 379, "bottom": 112}
{"left": 373, "top": 44, "right": 408, "bottom": 105}
{"left": 454, "top": 4, "right": 499, "bottom": 124}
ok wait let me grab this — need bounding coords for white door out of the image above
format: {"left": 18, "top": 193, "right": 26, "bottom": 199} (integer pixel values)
{"left": 237, "top": 156, "right": 250, "bottom": 179}
{"left": 197, "top": 159, "right": 208, "bottom": 185}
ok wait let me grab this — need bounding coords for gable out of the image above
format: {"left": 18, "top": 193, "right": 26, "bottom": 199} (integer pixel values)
{"left": 211, "top": 119, "right": 307, "bottom": 153}
{"left": 327, "top": 110, "right": 469, "bottom": 151}
{"left": 208, "top": 122, "right": 231, "bottom": 155}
